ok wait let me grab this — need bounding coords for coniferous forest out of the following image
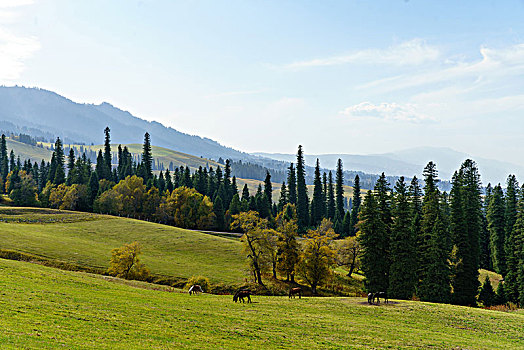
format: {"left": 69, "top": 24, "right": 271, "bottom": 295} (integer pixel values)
{"left": 2, "top": 128, "right": 524, "bottom": 307}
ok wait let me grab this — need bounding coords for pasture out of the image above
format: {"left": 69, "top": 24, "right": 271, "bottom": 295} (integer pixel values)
{"left": 0, "top": 258, "right": 523, "bottom": 349}
{"left": 0, "top": 207, "right": 244, "bottom": 284}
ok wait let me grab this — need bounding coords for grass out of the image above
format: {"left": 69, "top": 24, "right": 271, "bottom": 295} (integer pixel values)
{"left": 0, "top": 207, "right": 244, "bottom": 284}
{"left": 0, "top": 258, "right": 523, "bottom": 349}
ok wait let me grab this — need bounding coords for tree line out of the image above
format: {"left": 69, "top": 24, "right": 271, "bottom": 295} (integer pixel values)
{"left": 1, "top": 128, "right": 523, "bottom": 306}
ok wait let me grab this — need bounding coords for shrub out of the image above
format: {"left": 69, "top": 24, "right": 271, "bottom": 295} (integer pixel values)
{"left": 185, "top": 275, "right": 210, "bottom": 292}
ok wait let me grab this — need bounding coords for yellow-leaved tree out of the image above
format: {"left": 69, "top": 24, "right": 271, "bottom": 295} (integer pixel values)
{"left": 297, "top": 218, "right": 338, "bottom": 294}
{"left": 157, "top": 186, "right": 214, "bottom": 229}
{"left": 107, "top": 241, "right": 150, "bottom": 281}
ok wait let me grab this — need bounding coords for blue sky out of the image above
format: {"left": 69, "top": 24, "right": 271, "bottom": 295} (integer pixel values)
{"left": 2, "top": 0, "right": 524, "bottom": 164}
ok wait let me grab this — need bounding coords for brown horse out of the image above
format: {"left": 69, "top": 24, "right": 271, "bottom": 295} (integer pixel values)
{"left": 233, "top": 289, "right": 252, "bottom": 303}
{"left": 289, "top": 287, "right": 302, "bottom": 299}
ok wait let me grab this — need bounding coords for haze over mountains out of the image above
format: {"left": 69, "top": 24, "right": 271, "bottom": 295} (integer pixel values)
{"left": 255, "top": 148, "right": 524, "bottom": 185}
{"left": 0, "top": 86, "right": 520, "bottom": 185}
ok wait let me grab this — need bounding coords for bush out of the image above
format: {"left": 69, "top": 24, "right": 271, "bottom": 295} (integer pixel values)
{"left": 107, "top": 242, "right": 150, "bottom": 281}
{"left": 185, "top": 275, "right": 210, "bottom": 292}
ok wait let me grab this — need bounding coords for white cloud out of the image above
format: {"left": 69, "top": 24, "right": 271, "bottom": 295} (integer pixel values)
{"left": 0, "top": 1, "right": 39, "bottom": 81}
{"left": 360, "top": 43, "right": 524, "bottom": 93}
{"left": 340, "top": 102, "right": 435, "bottom": 123}
{"left": 283, "top": 39, "right": 440, "bottom": 70}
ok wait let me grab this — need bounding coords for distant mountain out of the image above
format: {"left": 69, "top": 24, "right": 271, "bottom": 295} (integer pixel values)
{"left": 0, "top": 86, "right": 248, "bottom": 161}
{"left": 255, "top": 147, "right": 524, "bottom": 185}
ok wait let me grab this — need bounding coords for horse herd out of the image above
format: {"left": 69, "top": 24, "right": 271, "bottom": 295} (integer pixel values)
{"left": 188, "top": 284, "right": 389, "bottom": 305}
{"left": 367, "top": 291, "right": 389, "bottom": 304}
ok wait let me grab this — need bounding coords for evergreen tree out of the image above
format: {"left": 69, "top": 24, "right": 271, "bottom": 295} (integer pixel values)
{"left": 141, "top": 132, "right": 153, "bottom": 181}
{"left": 488, "top": 184, "right": 506, "bottom": 275}
{"left": 241, "top": 184, "right": 250, "bottom": 201}
{"left": 103, "top": 127, "right": 112, "bottom": 179}
{"left": 264, "top": 170, "right": 273, "bottom": 209}
{"left": 509, "top": 188, "right": 524, "bottom": 305}
{"left": 349, "top": 174, "right": 361, "bottom": 236}
{"left": 165, "top": 169, "right": 173, "bottom": 193}
{"left": 213, "top": 194, "right": 225, "bottom": 231}
{"left": 310, "top": 159, "right": 324, "bottom": 226}
{"left": 52, "top": 138, "right": 66, "bottom": 185}
{"left": 389, "top": 177, "right": 417, "bottom": 300}
{"left": 480, "top": 183, "right": 493, "bottom": 270}
{"left": 9, "top": 150, "right": 15, "bottom": 172}
{"left": 478, "top": 276, "right": 496, "bottom": 307}
{"left": 66, "top": 148, "right": 75, "bottom": 185}
{"left": 88, "top": 171, "right": 99, "bottom": 204}
{"left": 327, "top": 171, "right": 335, "bottom": 220}
{"left": 359, "top": 190, "right": 389, "bottom": 292}
{"left": 342, "top": 211, "right": 351, "bottom": 238}
{"left": 295, "top": 145, "right": 309, "bottom": 232}
{"left": 418, "top": 162, "right": 451, "bottom": 303}
{"left": 287, "top": 163, "right": 297, "bottom": 205}
{"left": 278, "top": 182, "right": 288, "bottom": 211}
{"left": 0, "top": 134, "right": 8, "bottom": 188}
{"left": 450, "top": 160, "right": 482, "bottom": 306}
{"left": 504, "top": 175, "right": 519, "bottom": 302}
{"left": 335, "top": 159, "right": 345, "bottom": 219}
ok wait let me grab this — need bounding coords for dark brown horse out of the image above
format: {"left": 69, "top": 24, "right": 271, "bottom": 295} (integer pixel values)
{"left": 233, "top": 289, "right": 252, "bottom": 303}
{"left": 289, "top": 287, "right": 302, "bottom": 299}
{"left": 188, "top": 285, "right": 203, "bottom": 295}
{"left": 373, "top": 291, "right": 388, "bottom": 304}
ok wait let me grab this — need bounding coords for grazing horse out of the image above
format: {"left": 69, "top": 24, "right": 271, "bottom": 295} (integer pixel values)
{"left": 233, "top": 289, "right": 252, "bottom": 303}
{"left": 289, "top": 287, "right": 302, "bottom": 299}
{"left": 188, "top": 284, "right": 204, "bottom": 295}
{"left": 374, "top": 291, "right": 388, "bottom": 304}
{"left": 367, "top": 292, "right": 374, "bottom": 304}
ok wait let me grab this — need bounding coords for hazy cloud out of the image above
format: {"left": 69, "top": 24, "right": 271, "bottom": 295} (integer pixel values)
{"left": 0, "top": 1, "right": 39, "bottom": 81}
{"left": 283, "top": 39, "right": 440, "bottom": 70}
{"left": 340, "top": 102, "right": 435, "bottom": 123}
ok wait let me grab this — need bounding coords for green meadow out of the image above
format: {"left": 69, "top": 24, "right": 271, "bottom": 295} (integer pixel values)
{"left": 0, "top": 207, "right": 244, "bottom": 284}
{"left": 1, "top": 258, "right": 523, "bottom": 349}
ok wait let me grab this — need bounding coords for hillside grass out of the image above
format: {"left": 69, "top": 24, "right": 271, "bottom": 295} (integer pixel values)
{"left": 0, "top": 207, "right": 244, "bottom": 284}
{"left": 0, "top": 258, "right": 522, "bottom": 349}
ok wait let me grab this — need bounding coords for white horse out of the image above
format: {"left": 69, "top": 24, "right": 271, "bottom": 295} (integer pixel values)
{"left": 188, "top": 284, "right": 204, "bottom": 295}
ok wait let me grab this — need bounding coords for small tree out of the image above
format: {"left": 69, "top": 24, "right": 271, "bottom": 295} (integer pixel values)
{"left": 230, "top": 211, "right": 275, "bottom": 285}
{"left": 297, "top": 218, "right": 338, "bottom": 294}
{"left": 478, "top": 275, "right": 496, "bottom": 307}
{"left": 337, "top": 236, "right": 361, "bottom": 277}
{"left": 108, "top": 241, "right": 149, "bottom": 280}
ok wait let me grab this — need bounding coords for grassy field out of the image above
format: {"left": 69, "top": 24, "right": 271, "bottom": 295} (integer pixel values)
{"left": 0, "top": 207, "right": 244, "bottom": 284}
{"left": 1, "top": 258, "right": 522, "bottom": 349}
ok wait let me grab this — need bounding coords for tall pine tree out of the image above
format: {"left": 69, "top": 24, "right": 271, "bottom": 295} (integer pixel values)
{"left": 296, "top": 145, "right": 309, "bottom": 232}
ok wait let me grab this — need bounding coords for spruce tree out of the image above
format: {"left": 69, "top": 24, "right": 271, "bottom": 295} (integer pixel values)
{"left": 241, "top": 184, "right": 250, "bottom": 201}
{"left": 264, "top": 171, "right": 272, "bottom": 208}
{"left": 349, "top": 174, "right": 361, "bottom": 236}
{"left": 310, "top": 159, "right": 324, "bottom": 227}
{"left": 9, "top": 150, "right": 15, "bottom": 172}
{"left": 358, "top": 190, "right": 388, "bottom": 292}
{"left": 278, "top": 182, "right": 288, "bottom": 211}
{"left": 509, "top": 189, "right": 524, "bottom": 305}
{"left": 335, "top": 159, "right": 344, "bottom": 219}
{"left": 103, "top": 127, "right": 112, "bottom": 179}
{"left": 0, "top": 134, "right": 8, "bottom": 187}
{"left": 287, "top": 163, "right": 297, "bottom": 205}
{"left": 141, "top": 132, "right": 153, "bottom": 182}
{"left": 488, "top": 184, "right": 506, "bottom": 275}
{"left": 478, "top": 276, "right": 496, "bottom": 307}
{"left": 418, "top": 162, "right": 451, "bottom": 303}
{"left": 67, "top": 148, "right": 75, "bottom": 185}
{"left": 450, "top": 160, "right": 482, "bottom": 306}
{"left": 504, "top": 175, "right": 519, "bottom": 302}
{"left": 52, "top": 138, "right": 66, "bottom": 185}
{"left": 327, "top": 171, "right": 335, "bottom": 220}
{"left": 389, "top": 177, "right": 417, "bottom": 300}
{"left": 480, "top": 183, "right": 493, "bottom": 270}
{"left": 295, "top": 145, "right": 309, "bottom": 232}
{"left": 165, "top": 169, "right": 173, "bottom": 193}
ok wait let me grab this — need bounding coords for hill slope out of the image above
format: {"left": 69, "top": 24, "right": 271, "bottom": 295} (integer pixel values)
{"left": 0, "top": 86, "right": 247, "bottom": 160}
{"left": 1, "top": 258, "right": 522, "bottom": 349}
{"left": 0, "top": 207, "right": 243, "bottom": 283}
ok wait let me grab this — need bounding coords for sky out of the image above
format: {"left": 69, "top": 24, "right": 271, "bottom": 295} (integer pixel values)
{"left": 2, "top": 0, "right": 524, "bottom": 164}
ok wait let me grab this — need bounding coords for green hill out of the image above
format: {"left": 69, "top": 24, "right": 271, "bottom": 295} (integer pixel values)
{"left": 0, "top": 207, "right": 244, "bottom": 284}
{"left": 1, "top": 258, "right": 522, "bottom": 349}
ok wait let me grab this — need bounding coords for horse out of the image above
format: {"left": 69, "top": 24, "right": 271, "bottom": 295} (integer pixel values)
{"left": 367, "top": 292, "right": 374, "bottom": 304}
{"left": 289, "top": 287, "right": 302, "bottom": 299}
{"left": 188, "top": 284, "right": 204, "bottom": 295}
{"left": 373, "top": 291, "right": 388, "bottom": 304}
{"left": 233, "top": 289, "right": 252, "bottom": 303}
